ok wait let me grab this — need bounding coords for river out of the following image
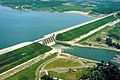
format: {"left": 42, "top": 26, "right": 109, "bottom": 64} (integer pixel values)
{"left": 64, "top": 46, "right": 120, "bottom": 62}
{"left": 0, "top": 6, "right": 94, "bottom": 49}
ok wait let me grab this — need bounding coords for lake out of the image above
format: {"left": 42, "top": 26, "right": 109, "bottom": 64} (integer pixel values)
{"left": 0, "top": 6, "right": 94, "bottom": 49}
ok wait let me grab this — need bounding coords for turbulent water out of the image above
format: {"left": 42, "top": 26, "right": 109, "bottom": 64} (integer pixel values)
{"left": 0, "top": 6, "right": 94, "bottom": 49}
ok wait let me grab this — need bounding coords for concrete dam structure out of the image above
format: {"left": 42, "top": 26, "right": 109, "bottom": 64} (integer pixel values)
{"left": 34, "top": 34, "right": 56, "bottom": 46}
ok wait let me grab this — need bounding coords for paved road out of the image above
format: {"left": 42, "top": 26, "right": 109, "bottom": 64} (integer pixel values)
{"left": 35, "top": 54, "right": 58, "bottom": 80}
{"left": 0, "top": 48, "right": 57, "bottom": 80}
{"left": 41, "top": 66, "right": 88, "bottom": 73}
{"left": 36, "top": 53, "right": 94, "bottom": 80}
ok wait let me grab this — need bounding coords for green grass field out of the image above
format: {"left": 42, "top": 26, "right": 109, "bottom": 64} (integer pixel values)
{"left": 40, "top": 55, "right": 96, "bottom": 80}
{"left": 56, "top": 15, "right": 116, "bottom": 41}
{"left": 47, "top": 68, "right": 87, "bottom": 80}
{"left": 77, "top": 25, "right": 110, "bottom": 44}
{"left": 0, "top": 43, "right": 52, "bottom": 73}
{"left": 44, "top": 58, "right": 81, "bottom": 69}
{"left": 6, "top": 54, "right": 56, "bottom": 80}
{"left": 78, "top": 22, "right": 120, "bottom": 48}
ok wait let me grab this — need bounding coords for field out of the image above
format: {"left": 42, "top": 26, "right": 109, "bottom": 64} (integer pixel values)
{"left": 0, "top": 43, "right": 52, "bottom": 73}
{"left": 47, "top": 68, "right": 87, "bottom": 80}
{"left": 40, "top": 54, "right": 96, "bottom": 80}
{"left": 6, "top": 54, "right": 56, "bottom": 80}
{"left": 44, "top": 58, "right": 81, "bottom": 69}
{"left": 56, "top": 15, "right": 116, "bottom": 41}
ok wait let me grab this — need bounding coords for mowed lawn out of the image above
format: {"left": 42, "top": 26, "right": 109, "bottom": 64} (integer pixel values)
{"left": 56, "top": 15, "right": 117, "bottom": 41}
{"left": 44, "top": 58, "right": 81, "bottom": 69}
{"left": 0, "top": 43, "right": 52, "bottom": 73}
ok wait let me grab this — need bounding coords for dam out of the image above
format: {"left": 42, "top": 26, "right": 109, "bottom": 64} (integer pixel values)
{"left": 0, "top": 6, "right": 94, "bottom": 49}
{"left": 35, "top": 13, "right": 117, "bottom": 45}
{"left": 0, "top": 12, "right": 119, "bottom": 55}
{"left": 34, "top": 34, "right": 56, "bottom": 46}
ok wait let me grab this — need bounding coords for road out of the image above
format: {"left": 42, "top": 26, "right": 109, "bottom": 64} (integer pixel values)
{"left": 0, "top": 48, "right": 57, "bottom": 80}
{"left": 41, "top": 66, "right": 88, "bottom": 73}
{"left": 35, "top": 53, "right": 58, "bottom": 80}
{"left": 35, "top": 52, "right": 97, "bottom": 80}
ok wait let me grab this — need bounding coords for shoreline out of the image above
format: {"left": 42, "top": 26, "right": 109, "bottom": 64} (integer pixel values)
{"left": 74, "top": 43, "right": 120, "bottom": 52}
{"left": 61, "top": 43, "right": 120, "bottom": 64}
{"left": 60, "top": 53, "right": 99, "bottom": 63}
{"left": 74, "top": 43, "right": 120, "bottom": 63}
{"left": 63, "top": 11, "right": 91, "bottom": 17}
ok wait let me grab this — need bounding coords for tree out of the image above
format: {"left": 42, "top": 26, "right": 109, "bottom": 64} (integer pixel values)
{"left": 80, "top": 61, "right": 120, "bottom": 80}
{"left": 106, "top": 37, "right": 113, "bottom": 46}
{"left": 41, "top": 75, "right": 53, "bottom": 80}
{"left": 96, "top": 38, "right": 101, "bottom": 42}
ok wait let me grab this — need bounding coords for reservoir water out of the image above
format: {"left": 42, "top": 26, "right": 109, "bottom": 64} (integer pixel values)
{"left": 64, "top": 46, "right": 120, "bottom": 62}
{"left": 0, "top": 6, "right": 94, "bottom": 49}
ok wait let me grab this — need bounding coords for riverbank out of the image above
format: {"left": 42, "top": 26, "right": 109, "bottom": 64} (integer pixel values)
{"left": 75, "top": 43, "right": 120, "bottom": 53}
{"left": 61, "top": 53, "right": 99, "bottom": 63}
{"left": 72, "top": 43, "right": 120, "bottom": 63}
{"left": 55, "top": 41, "right": 120, "bottom": 62}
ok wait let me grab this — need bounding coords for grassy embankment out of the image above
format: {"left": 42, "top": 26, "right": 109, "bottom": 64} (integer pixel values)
{"left": 77, "top": 26, "right": 109, "bottom": 44}
{"left": 56, "top": 15, "right": 117, "bottom": 41}
{"left": 78, "top": 22, "right": 120, "bottom": 46}
{"left": 78, "top": 13, "right": 120, "bottom": 44}
{"left": 6, "top": 53, "right": 56, "bottom": 80}
{"left": 0, "top": 43, "right": 52, "bottom": 73}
